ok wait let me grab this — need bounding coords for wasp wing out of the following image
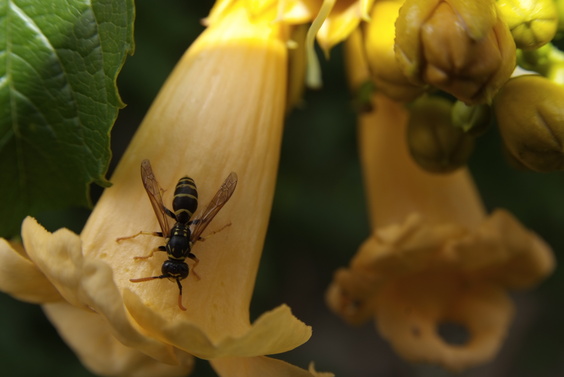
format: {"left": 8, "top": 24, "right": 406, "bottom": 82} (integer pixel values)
{"left": 140, "top": 159, "right": 171, "bottom": 236}
{"left": 190, "top": 172, "right": 238, "bottom": 242}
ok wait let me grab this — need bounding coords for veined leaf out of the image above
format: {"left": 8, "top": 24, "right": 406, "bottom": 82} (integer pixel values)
{"left": 0, "top": 0, "right": 134, "bottom": 237}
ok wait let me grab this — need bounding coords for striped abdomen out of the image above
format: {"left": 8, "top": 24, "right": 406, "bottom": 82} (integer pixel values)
{"left": 172, "top": 177, "right": 198, "bottom": 224}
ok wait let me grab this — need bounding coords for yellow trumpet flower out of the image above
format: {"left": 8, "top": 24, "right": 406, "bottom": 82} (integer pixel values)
{"left": 0, "top": 3, "right": 330, "bottom": 376}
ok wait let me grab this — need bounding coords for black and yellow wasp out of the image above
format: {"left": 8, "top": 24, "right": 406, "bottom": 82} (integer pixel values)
{"left": 118, "top": 159, "right": 237, "bottom": 310}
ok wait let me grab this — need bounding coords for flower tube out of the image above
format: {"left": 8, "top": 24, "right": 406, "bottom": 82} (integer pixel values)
{"left": 326, "top": 93, "right": 555, "bottom": 371}
{"left": 0, "top": 2, "right": 316, "bottom": 376}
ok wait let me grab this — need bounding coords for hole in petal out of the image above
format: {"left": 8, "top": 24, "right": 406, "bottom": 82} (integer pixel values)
{"left": 436, "top": 321, "right": 470, "bottom": 345}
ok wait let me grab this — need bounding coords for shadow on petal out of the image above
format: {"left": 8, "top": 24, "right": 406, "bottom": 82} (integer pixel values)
{"left": 44, "top": 302, "right": 194, "bottom": 377}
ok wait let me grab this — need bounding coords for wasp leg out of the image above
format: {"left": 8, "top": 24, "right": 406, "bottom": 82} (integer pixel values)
{"left": 197, "top": 222, "right": 232, "bottom": 242}
{"left": 175, "top": 278, "right": 187, "bottom": 311}
{"left": 116, "top": 231, "right": 164, "bottom": 242}
{"left": 133, "top": 246, "right": 166, "bottom": 260}
{"left": 163, "top": 206, "right": 177, "bottom": 221}
{"left": 188, "top": 253, "right": 201, "bottom": 280}
{"left": 129, "top": 275, "right": 165, "bottom": 283}
{"left": 129, "top": 275, "right": 187, "bottom": 311}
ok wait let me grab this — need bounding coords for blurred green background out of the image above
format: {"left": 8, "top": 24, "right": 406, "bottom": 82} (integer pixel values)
{"left": 2, "top": 1, "right": 564, "bottom": 376}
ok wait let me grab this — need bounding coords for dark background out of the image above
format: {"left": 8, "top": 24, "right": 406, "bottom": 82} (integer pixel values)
{"left": 1, "top": 2, "right": 564, "bottom": 376}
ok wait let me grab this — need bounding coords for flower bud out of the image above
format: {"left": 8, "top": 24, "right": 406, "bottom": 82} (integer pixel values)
{"left": 395, "top": 0, "right": 516, "bottom": 104}
{"left": 497, "top": 0, "right": 558, "bottom": 49}
{"left": 451, "top": 101, "right": 492, "bottom": 136}
{"left": 407, "top": 96, "right": 475, "bottom": 173}
{"left": 494, "top": 75, "right": 564, "bottom": 172}
{"left": 363, "top": 0, "right": 425, "bottom": 101}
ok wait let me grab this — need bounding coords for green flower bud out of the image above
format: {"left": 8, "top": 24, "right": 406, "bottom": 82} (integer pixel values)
{"left": 407, "top": 96, "right": 475, "bottom": 173}
{"left": 498, "top": 0, "right": 558, "bottom": 49}
{"left": 395, "top": 0, "right": 516, "bottom": 104}
{"left": 451, "top": 101, "right": 492, "bottom": 136}
{"left": 494, "top": 75, "right": 564, "bottom": 172}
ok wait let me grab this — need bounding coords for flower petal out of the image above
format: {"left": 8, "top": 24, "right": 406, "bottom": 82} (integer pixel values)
{"left": 453, "top": 209, "right": 555, "bottom": 288}
{"left": 21, "top": 217, "right": 86, "bottom": 308}
{"left": 374, "top": 271, "right": 514, "bottom": 372}
{"left": 20, "top": 217, "right": 189, "bottom": 366}
{"left": 317, "top": 0, "right": 372, "bottom": 54}
{"left": 210, "top": 356, "right": 332, "bottom": 377}
{"left": 124, "top": 289, "right": 311, "bottom": 359}
{"left": 79, "top": 259, "right": 191, "bottom": 365}
{"left": 0, "top": 236, "right": 61, "bottom": 303}
{"left": 43, "top": 301, "right": 193, "bottom": 377}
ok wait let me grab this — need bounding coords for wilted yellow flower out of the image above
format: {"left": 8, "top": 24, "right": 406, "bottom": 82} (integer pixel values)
{"left": 497, "top": 0, "right": 558, "bottom": 49}
{"left": 326, "top": 93, "right": 554, "bottom": 371}
{"left": 395, "top": 0, "right": 516, "bottom": 104}
{"left": 494, "top": 74, "right": 564, "bottom": 172}
{"left": 0, "top": 3, "right": 323, "bottom": 376}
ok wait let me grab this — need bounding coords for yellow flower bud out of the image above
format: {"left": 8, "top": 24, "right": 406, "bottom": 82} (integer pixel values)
{"left": 363, "top": 0, "right": 425, "bottom": 101}
{"left": 407, "top": 96, "right": 475, "bottom": 173}
{"left": 497, "top": 0, "right": 558, "bottom": 49}
{"left": 395, "top": 0, "right": 516, "bottom": 104}
{"left": 494, "top": 75, "right": 564, "bottom": 172}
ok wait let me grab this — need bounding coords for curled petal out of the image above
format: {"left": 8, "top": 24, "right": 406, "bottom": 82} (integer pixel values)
{"left": 44, "top": 302, "right": 193, "bottom": 377}
{"left": 317, "top": 0, "right": 374, "bottom": 54}
{"left": 326, "top": 267, "right": 378, "bottom": 325}
{"left": 20, "top": 217, "right": 187, "bottom": 366}
{"left": 453, "top": 209, "right": 555, "bottom": 288}
{"left": 0, "top": 237, "right": 61, "bottom": 303}
{"left": 210, "top": 356, "right": 333, "bottom": 377}
{"left": 375, "top": 271, "right": 514, "bottom": 372}
{"left": 124, "top": 290, "right": 311, "bottom": 359}
{"left": 21, "top": 217, "right": 87, "bottom": 308}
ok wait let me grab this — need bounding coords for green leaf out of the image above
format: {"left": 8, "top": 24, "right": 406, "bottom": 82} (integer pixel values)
{"left": 0, "top": 0, "right": 135, "bottom": 237}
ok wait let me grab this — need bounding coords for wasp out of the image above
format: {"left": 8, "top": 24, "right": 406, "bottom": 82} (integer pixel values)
{"left": 117, "top": 159, "right": 237, "bottom": 310}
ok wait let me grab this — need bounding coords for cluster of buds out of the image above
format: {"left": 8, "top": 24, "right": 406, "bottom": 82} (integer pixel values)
{"left": 348, "top": 0, "right": 564, "bottom": 174}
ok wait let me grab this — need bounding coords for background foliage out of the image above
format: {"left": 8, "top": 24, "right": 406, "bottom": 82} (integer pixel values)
{"left": 1, "top": 1, "right": 564, "bottom": 376}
